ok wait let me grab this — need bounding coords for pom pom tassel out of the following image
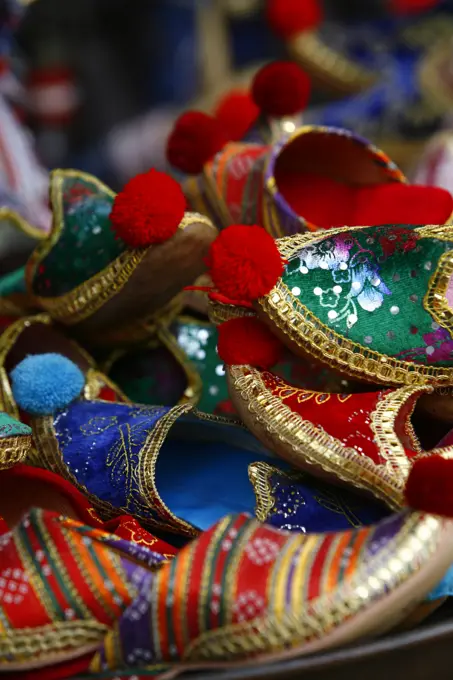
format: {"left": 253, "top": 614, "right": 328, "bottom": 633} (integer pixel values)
{"left": 11, "top": 354, "right": 85, "bottom": 416}
{"left": 218, "top": 317, "right": 283, "bottom": 369}
{"left": 215, "top": 90, "right": 259, "bottom": 141}
{"left": 110, "top": 168, "right": 186, "bottom": 248}
{"left": 166, "top": 111, "right": 229, "bottom": 175}
{"left": 252, "top": 61, "right": 311, "bottom": 118}
{"left": 207, "top": 225, "right": 284, "bottom": 304}
{"left": 405, "top": 456, "right": 453, "bottom": 517}
{"left": 267, "top": 0, "right": 323, "bottom": 39}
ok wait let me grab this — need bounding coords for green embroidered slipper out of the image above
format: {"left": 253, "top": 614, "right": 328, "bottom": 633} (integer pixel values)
{"left": 25, "top": 169, "right": 216, "bottom": 344}
{"left": 205, "top": 223, "right": 453, "bottom": 390}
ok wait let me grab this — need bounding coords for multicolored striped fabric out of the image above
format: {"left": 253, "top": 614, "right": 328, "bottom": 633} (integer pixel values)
{"left": 0, "top": 508, "right": 165, "bottom": 672}
{"left": 92, "top": 509, "right": 443, "bottom": 670}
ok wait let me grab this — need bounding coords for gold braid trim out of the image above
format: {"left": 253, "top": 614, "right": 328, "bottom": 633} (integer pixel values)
{"left": 228, "top": 365, "right": 421, "bottom": 509}
{"left": 183, "top": 513, "right": 443, "bottom": 661}
{"left": 0, "top": 621, "right": 107, "bottom": 665}
{"left": 369, "top": 387, "right": 426, "bottom": 478}
{"left": 257, "top": 227, "right": 453, "bottom": 387}
{"left": 248, "top": 461, "right": 278, "bottom": 522}
{"left": 0, "top": 433, "right": 33, "bottom": 470}
{"left": 288, "top": 31, "right": 377, "bottom": 95}
{"left": 27, "top": 166, "right": 212, "bottom": 326}
{"left": 28, "top": 248, "right": 148, "bottom": 326}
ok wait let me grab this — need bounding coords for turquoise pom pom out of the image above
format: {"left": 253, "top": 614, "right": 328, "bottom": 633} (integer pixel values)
{"left": 11, "top": 353, "right": 85, "bottom": 416}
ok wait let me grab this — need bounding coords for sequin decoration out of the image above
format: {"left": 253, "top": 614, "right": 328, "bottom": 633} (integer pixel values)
{"left": 172, "top": 318, "right": 229, "bottom": 414}
{"left": 33, "top": 175, "right": 125, "bottom": 297}
{"left": 53, "top": 401, "right": 170, "bottom": 524}
{"left": 261, "top": 371, "right": 421, "bottom": 466}
{"left": 283, "top": 226, "right": 453, "bottom": 363}
{"left": 250, "top": 463, "right": 389, "bottom": 533}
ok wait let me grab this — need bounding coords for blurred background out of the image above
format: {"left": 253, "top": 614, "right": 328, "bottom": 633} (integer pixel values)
{"left": 5, "top": 0, "right": 453, "bottom": 193}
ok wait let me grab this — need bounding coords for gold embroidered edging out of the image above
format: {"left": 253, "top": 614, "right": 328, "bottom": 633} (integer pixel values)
{"left": 182, "top": 513, "right": 443, "bottom": 661}
{"left": 228, "top": 365, "right": 409, "bottom": 509}
{"left": 26, "top": 169, "right": 213, "bottom": 326}
{"left": 257, "top": 228, "right": 453, "bottom": 387}
{"left": 0, "top": 434, "right": 32, "bottom": 470}
{"left": 248, "top": 461, "right": 278, "bottom": 522}
{"left": 31, "top": 414, "right": 124, "bottom": 523}
{"left": 28, "top": 248, "right": 147, "bottom": 326}
{"left": 158, "top": 322, "right": 203, "bottom": 405}
{"left": 138, "top": 402, "right": 199, "bottom": 538}
{"left": 207, "top": 300, "right": 255, "bottom": 325}
{"left": 369, "top": 387, "right": 428, "bottom": 477}
{"left": 424, "top": 247, "right": 453, "bottom": 337}
{"left": 288, "top": 31, "right": 377, "bottom": 94}
{"left": 0, "top": 620, "right": 107, "bottom": 665}
{"left": 83, "top": 368, "right": 131, "bottom": 404}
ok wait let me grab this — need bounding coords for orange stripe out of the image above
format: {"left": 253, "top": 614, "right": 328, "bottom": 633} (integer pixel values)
{"left": 69, "top": 532, "right": 122, "bottom": 617}
{"left": 327, "top": 532, "right": 352, "bottom": 592}
{"left": 95, "top": 542, "right": 132, "bottom": 605}
{"left": 345, "top": 528, "right": 371, "bottom": 580}
{"left": 171, "top": 543, "right": 191, "bottom": 654}
{"left": 218, "top": 147, "right": 235, "bottom": 198}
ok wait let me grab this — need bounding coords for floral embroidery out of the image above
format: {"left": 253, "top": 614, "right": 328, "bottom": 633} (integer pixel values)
{"left": 397, "top": 326, "right": 453, "bottom": 364}
{"left": 282, "top": 226, "right": 453, "bottom": 360}
{"left": 289, "top": 233, "right": 393, "bottom": 328}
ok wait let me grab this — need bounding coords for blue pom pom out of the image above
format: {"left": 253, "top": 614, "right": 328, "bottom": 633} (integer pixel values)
{"left": 11, "top": 353, "right": 85, "bottom": 416}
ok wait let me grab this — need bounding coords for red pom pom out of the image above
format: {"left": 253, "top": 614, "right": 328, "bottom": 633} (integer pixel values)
{"left": 405, "top": 456, "right": 453, "bottom": 517}
{"left": 215, "top": 90, "right": 259, "bottom": 141}
{"left": 166, "top": 111, "right": 229, "bottom": 174}
{"left": 110, "top": 169, "right": 186, "bottom": 247}
{"left": 389, "top": 0, "right": 439, "bottom": 14}
{"left": 218, "top": 317, "right": 283, "bottom": 369}
{"left": 267, "top": 0, "right": 323, "bottom": 38}
{"left": 252, "top": 62, "right": 311, "bottom": 118}
{"left": 207, "top": 225, "right": 284, "bottom": 304}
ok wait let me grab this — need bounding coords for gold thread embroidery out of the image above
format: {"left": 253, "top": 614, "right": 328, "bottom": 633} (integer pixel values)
{"left": 369, "top": 388, "right": 427, "bottom": 477}
{"left": 26, "top": 168, "right": 214, "bottom": 326}
{"left": 288, "top": 31, "right": 377, "bottom": 95}
{"left": 182, "top": 513, "right": 443, "bottom": 661}
{"left": 0, "top": 621, "right": 107, "bottom": 665}
{"left": 228, "top": 365, "right": 419, "bottom": 508}
{"left": 138, "top": 402, "right": 199, "bottom": 537}
{"left": 83, "top": 368, "right": 131, "bottom": 404}
{"left": 0, "top": 434, "right": 32, "bottom": 470}
{"left": 257, "top": 228, "right": 453, "bottom": 387}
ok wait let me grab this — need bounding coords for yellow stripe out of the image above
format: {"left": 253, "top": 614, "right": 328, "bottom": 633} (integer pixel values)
{"left": 272, "top": 536, "right": 302, "bottom": 620}
{"left": 291, "top": 534, "right": 320, "bottom": 612}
